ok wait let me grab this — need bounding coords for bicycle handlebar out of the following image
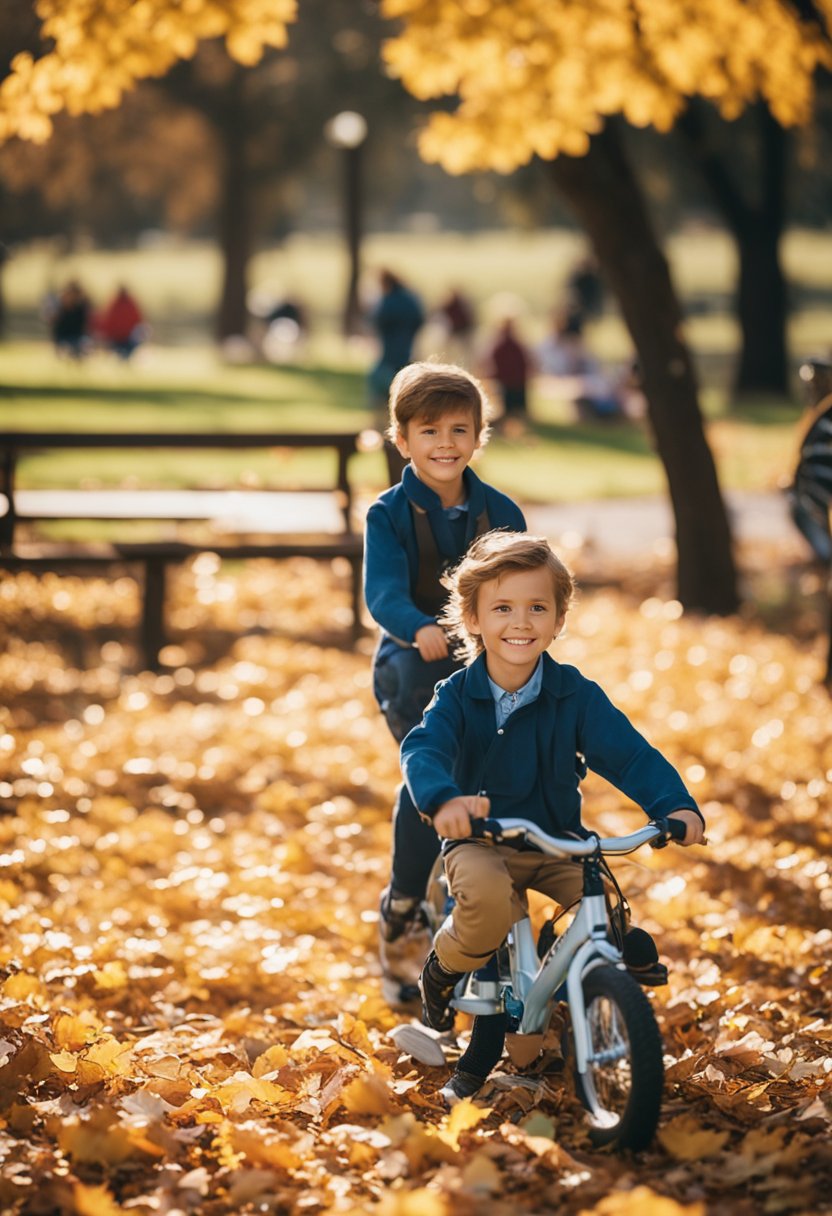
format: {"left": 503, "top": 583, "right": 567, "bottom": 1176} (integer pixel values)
{"left": 468, "top": 815, "right": 687, "bottom": 856}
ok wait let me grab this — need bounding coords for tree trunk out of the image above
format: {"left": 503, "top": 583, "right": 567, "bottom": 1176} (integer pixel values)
{"left": 678, "top": 103, "right": 789, "bottom": 397}
{"left": 549, "top": 124, "right": 739, "bottom": 614}
{"left": 735, "top": 111, "right": 788, "bottom": 395}
{"left": 735, "top": 216, "right": 789, "bottom": 394}
{"left": 215, "top": 78, "right": 252, "bottom": 343}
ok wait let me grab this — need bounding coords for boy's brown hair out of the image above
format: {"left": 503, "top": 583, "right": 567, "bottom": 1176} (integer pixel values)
{"left": 387, "top": 360, "right": 490, "bottom": 444}
{"left": 439, "top": 531, "right": 576, "bottom": 662}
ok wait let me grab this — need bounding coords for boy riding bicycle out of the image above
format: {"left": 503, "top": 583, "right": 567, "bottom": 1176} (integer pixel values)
{"left": 363, "top": 362, "right": 525, "bottom": 1003}
{"left": 400, "top": 531, "right": 705, "bottom": 1101}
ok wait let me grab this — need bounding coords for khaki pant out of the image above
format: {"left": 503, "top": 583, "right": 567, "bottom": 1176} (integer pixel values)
{"left": 435, "top": 841, "right": 588, "bottom": 975}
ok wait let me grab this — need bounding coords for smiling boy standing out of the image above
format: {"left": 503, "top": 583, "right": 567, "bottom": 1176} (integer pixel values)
{"left": 364, "top": 362, "right": 525, "bottom": 1004}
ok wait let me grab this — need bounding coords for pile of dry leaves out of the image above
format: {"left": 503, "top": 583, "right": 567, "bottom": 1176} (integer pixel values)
{"left": 0, "top": 556, "right": 830, "bottom": 1215}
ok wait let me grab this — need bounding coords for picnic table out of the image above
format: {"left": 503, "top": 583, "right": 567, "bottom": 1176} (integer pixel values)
{"left": 0, "top": 430, "right": 368, "bottom": 668}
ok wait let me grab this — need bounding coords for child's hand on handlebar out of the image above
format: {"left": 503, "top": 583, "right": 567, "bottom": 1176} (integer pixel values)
{"left": 414, "top": 624, "right": 449, "bottom": 662}
{"left": 434, "top": 795, "right": 490, "bottom": 839}
{"left": 667, "top": 809, "right": 706, "bottom": 846}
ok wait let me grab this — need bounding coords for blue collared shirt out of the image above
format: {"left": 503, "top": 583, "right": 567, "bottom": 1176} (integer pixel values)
{"left": 487, "top": 659, "right": 543, "bottom": 728}
{"left": 443, "top": 499, "right": 469, "bottom": 549}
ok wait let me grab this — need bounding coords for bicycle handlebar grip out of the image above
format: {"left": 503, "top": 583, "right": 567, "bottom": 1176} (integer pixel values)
{"left": 650, "top": 816, "right": 688, "bottom": 848}
{"left": 469, "top": 817, "right": 503, "bottom": 841}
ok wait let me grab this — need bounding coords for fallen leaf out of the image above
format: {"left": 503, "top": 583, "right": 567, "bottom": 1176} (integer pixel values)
{"left": 658, "top": 1115, "right": 730, "bottom": 1161}
{"left": 461, "top": 1150, "right": 502, "bottom": 1194}
{"left": 581, "top": 1186, "right": 706, "bottom": 1215}
{"left": 439, "top": 1097, "right": 492, "bottom": 1149}
{"left": 74, "top": 1182, "right": 125, "bottom": 1216}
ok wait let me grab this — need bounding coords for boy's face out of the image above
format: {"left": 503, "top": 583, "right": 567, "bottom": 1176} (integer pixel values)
{"left": 465, "top": 566, "right": 565, "bottom": 691}
{"left": 395, "top": 409, "right": 479, "bottom": 497}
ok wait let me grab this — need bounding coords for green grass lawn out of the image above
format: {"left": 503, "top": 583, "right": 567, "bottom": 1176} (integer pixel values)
{"left": 0, "top": 340, "right": 801, "bottom": 513}
{"left": 4, "top": 225, "right": 822, "bottom": 520}
{"left": 7, "top": 227, "right": 832, "bottom": 366}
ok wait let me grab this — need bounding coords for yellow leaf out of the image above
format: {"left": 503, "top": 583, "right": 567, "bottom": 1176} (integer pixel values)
{"left": 84, "top": 1037, "right": 133, "bottom": 1076}
{"left": 214, "top": 1071, "right": 294, "bottom": 1114}
{"left": 342, "top": 1073, "right": 396, "bottom": 1116}
{"left": 50, "top": 1050, "right": 78, "bottom": 1073}
{"left": 439, "top": 1097, "right": 491, "bottom": 1149}
{"left": 356, "top": 991, "right": 400, "bottom": 1031}
{"left": 657, "top": 1115, "right": 730, "bottom": 1162}
{"left": 55, "top": 1108, "right": 165, "bottom": 1165}
{"left": 54, "top": 1011, "right": 101, "bottom": 1051}
{"left": 583, "top": 1186, "right": 706, "bottom": 1215}
{"left": 3, "top": 973, "right": 43, "bottom": 1002}
{"left": 252, "top": 1044, "right": 289, "bottom": 1077}
{"left": 74, "top": 1182, "right": 125, "bottom": 1216}
{"left": 75, "top": 1059, "right": 107, "bottom": 1086}
{"left": 378, "top": 1190, "right": 448, "bottom": 1216}
{"left": 226, "top": 1124, "right": 302, "bottom": 1171}
{"left": 337, "top": 1011, "right": 374, "bottom": 1056}
{"left": 93, "top": 960, "right": 128, "bottom": 990}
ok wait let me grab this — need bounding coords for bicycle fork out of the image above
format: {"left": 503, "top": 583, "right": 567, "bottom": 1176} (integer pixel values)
{"left": 518, "top": 890, "right": 622, "bottom": 1075}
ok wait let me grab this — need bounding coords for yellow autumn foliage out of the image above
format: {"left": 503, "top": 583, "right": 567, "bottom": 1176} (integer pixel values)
{"left": 382, "top": 0, "right": 832, "bottom": 172}
{"left": 0, "top": 0, "right": 297, "bottom": 144}
{"left": 1, "top": 558, "right": 831, "bottom": 1212}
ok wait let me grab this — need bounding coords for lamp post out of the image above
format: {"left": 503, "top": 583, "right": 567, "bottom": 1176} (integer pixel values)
{"left": 325, "top": 110, "right": 367, "bottom": 337}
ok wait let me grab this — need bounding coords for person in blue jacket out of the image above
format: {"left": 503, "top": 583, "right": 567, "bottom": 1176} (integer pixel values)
{"left": 364, "top": 361, "right": 526, "bottom": 1005}
{"left": 400, "top": 530, "right": 705, "bottom": 1102}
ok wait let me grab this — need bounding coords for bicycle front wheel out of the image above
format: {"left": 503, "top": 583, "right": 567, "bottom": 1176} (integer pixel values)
{"left": 572, "top": 964, "right": 663, "bottom": 1151}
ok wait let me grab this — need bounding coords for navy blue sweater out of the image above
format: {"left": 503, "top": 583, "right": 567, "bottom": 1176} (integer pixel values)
{"left": 401, "top": 652, "right": 701, "bottom": 834}
{"left": 363, "top": 466, "right": 526, "bottom": 646}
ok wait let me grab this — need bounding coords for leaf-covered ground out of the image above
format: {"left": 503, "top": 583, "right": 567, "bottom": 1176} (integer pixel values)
{"left": 0, "top": 552, "right": 830, "bottom": 1216}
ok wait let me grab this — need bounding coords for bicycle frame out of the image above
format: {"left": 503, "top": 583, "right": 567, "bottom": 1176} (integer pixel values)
{"left": 444, "top": 818, "right": 667, "bottom": 1082}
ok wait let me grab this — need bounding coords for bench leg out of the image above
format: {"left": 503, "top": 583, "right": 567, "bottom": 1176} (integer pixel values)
{"left": 0, "top": 449, "right": 16, "bottom": 548}
{"left": 141, "top": 559, "right": 167, "bottom": 671}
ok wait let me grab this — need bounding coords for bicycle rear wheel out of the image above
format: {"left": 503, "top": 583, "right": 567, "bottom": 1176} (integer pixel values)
{"left": 572, "top": 964, "right": 663, "bottom": 1150}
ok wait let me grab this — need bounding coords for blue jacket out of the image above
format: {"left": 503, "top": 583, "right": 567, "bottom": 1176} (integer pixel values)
{"left": 401, "top": 652, "right": 701, "bottom": 834}
{"left": 363, "top": 465, "right": 526, "bottom": 646}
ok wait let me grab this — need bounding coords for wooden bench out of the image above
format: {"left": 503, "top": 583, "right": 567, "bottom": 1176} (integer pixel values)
{"left": 0, "top": 431, "right": 366, "bottom": 668}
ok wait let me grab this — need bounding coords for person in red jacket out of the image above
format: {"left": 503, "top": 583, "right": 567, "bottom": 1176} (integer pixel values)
{"left": 481, "top": 317, "right": 533, "bottom": 432}
{"left": 97, "top": 286, "right": 146, "bottom": 359}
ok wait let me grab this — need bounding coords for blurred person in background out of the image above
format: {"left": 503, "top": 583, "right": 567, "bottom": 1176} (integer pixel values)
{"left": 49, "top": 280, "right": 92, "bottom": 360}
{"left": 566, "top": 254, "right": 604, "bottom": 324}
{"left": 368, "top": 269, "right": 426, "bottom": 482}
{"left": 96, "top": 285, "right": 147, "bottom": 360}
{"left": 537, "top": 307, "right": 625, "bottom": 422}
{"left": 480, "top": 316, "right": 533, "bottom": 435}
{"left": 436, "top": 287, "right": 476, "bottom": 364}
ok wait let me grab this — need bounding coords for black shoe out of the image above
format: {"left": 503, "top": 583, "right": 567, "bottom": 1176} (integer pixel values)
{"left": 623, "top": 927, "right": 668, "bottom": 987}
{"left": 379, "top": 886, "right": 424, "bottom": 944}
{"left": 439, "top": 1068, "right": 486, "bottom": 1106}
{"left": 419, "top": 951, "right": 463, "bottom": 1032}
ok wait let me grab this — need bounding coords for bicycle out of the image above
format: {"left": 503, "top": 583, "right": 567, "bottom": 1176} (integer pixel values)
{"left": 392, "top": 814, "right": 687, "bottom": 1152}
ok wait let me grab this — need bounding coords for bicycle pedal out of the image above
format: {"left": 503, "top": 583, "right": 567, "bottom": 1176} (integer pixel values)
{"left": 451, "top": 971, "right": 503, "bottom": 1016}
{"left": 626, "top": 961, "right": 668, "bottom": 987}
